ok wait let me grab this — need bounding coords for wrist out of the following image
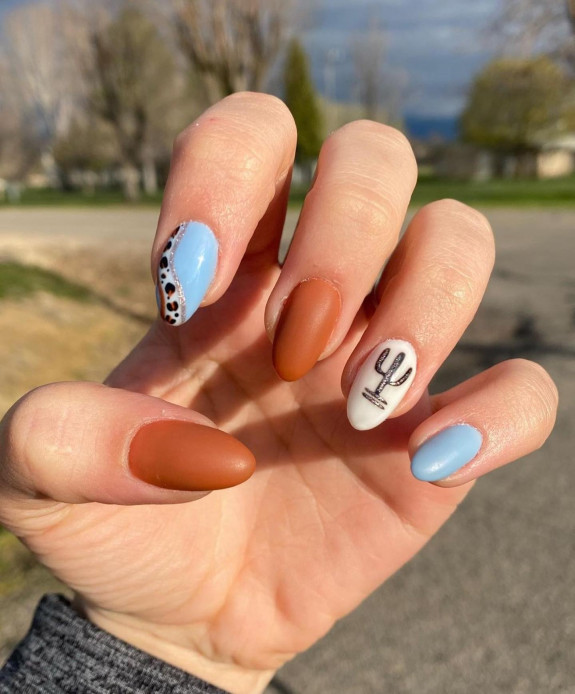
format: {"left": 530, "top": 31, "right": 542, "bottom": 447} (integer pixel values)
{"left": 74, "top": 598, "right": 276, "bottom": 694}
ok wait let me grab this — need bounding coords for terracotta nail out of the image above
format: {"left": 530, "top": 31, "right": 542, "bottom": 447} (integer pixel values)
{"left": 129, "top": 421, "right": 256, "bottom": 491}
{"left": 273, "top": 278, "right": 341, "bottom": 382}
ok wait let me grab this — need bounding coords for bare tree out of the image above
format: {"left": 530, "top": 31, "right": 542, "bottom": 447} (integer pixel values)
{"left": 0, "top": 2, "right": 82, "bottom": 185}
{"left": 63, "top": 0, "right": 182, "bottom": 200}
{"left": 172, "top": 0, "right": 291, "bottom": 104}
{"left": 351, "top": 14, "right": 406, "bottom": 125}
{"left": 0, "top": 60, "right": 43, "bottom": 193}
{"left": 351, "top": 19, "right": 386, "bottom": 121}
{"left": 493, "top": 0, "right": 575, "bottom": 58}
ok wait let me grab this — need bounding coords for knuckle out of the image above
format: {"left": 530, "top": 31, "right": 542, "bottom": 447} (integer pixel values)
{"left": 216, "top": 139, "right": 267, "bottom": 186}
{"left": 322, "top": 181, "right": 397, "bottom": 239}
{"left": 0, "top": 387, "right": 44, "bottom": 488}
{"left": 327, "top": 121, "right": 417, "bottom": 182}
{"left": 175, "top": 126, "right": 266, "bottom": 187}
{"left": 426, "top": 262, "right": 478, "bottom": 311}
{"left": 221, "top": 91, "right": 297, "bottom": 141}
{"left": 507, "top": 360, "right": 559, "bottom": 443}
{"left": 511, "top": 359, "right": 559, "bottom": 411}
{"left": 377, "top": 125, "right": 416, "bottom": 161}
{"left": 0, "top": 384, "right": 70, "bottom": 485}
{"left": 425, "top": 199, "right": 495, "bottom": 254}
{"left": 224, "top": 90, "right": 287, "bottom": 113}
{"left": 172, "top": 93, "right": 296, "bottom": 185}
{"left": 416, "top": 200, "right": 495, "bottom": 288}
{"left": 337, "top": 120, "right": 410, "bottom": 151}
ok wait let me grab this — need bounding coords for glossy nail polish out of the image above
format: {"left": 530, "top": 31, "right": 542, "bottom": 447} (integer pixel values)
{"left": 129, "top": 420, "right": 256, "bottom": 491}
{"left": 156, "top": 221, "right": 218, "bottom": 326}
{"left": 347, "top": 339, "right": 417, "bottom": 431}
{"left": 273, "top": 278, "right": 341, "bottom": 381}
{"left": 411, "top": 424, "right": 483, "bottom": 482}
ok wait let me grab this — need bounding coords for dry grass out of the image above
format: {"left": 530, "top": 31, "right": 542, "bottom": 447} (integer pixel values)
{"left": 0, "top": 292, "right": 148, "bottom": 414}
{"left": 0, "top": 248, "right": 152, "bottom": 662}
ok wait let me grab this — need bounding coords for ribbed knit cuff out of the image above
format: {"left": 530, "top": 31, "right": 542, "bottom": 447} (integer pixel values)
{"left": 0, "top": 594, "right": 230, "bottom": 693}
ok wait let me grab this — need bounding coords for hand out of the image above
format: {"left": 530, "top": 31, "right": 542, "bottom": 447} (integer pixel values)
{"left": 0, "top": 94, "right": 558, "bottom": 694}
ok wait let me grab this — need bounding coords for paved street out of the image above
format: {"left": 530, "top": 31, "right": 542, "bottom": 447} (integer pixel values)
{"left": 0, "top": 207, "right": 573, "bottom": 693}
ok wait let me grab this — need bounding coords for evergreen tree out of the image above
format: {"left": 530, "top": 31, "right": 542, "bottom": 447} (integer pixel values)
{"left": 284, "top": 39, "right": 323, "bottom": 163}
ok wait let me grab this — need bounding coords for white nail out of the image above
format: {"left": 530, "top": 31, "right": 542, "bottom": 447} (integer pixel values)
{"left": 347, "top": 339, "right": 417, "bottom": 431}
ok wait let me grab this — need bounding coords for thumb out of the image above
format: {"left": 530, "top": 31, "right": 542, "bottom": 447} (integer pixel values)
{"left": 0, "top": 382, "right": 255, "bottom": 506}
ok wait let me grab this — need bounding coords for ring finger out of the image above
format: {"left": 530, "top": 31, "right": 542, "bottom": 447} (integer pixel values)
{"left": 344, "top": 199, "right": 495, "bottom": 430}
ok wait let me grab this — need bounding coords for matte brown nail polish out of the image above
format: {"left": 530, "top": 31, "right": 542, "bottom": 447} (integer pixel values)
{"left": 273, "top": 278, "right": 341, "bottom": 382}
{"left": 129, "top": 421, "right": 256, "bottom": 491}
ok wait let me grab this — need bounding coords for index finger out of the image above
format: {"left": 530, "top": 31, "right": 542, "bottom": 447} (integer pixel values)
{"left": 152, "top": 92, "right": 296, "bottom": 326}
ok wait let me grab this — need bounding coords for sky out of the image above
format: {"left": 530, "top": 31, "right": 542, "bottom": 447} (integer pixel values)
{"left": 0, "top": 0, "right": 501, "bottom": 123}
{"left": 0, "top": 0, "right": 23, "bottom": 18}
{"left": 303, "top": 0, "right": 501, "bottom": 120}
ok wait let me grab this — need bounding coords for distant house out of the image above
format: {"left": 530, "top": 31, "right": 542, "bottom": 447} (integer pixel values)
{"left": 429, "top": 143, "right": 495, "bottom": 181}
{"left": 537, "top": 135, "right": 575, "bottom": 179}
{"left": 425, "top": 134, "right": 575, "bottom": 181}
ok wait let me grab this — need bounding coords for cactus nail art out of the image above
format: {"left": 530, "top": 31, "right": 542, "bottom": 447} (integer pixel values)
{"left": 347, "top": 339, "right": 417, "bottom": 430}
{"left": 156, "top": 221, "right": 218, "bottom": 327}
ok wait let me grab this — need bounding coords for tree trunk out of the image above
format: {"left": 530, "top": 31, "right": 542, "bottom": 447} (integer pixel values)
{"left": 6, "top": 182, "right": 23, "bottom": 203}
{"left": 120, "top": 163, "right": 141, "bottom": 201}
{"left": 516, "top": 150, "right": 537, "bottom": 178}
{"left": 142, "top": 155, "right": 158, "bottom": 196}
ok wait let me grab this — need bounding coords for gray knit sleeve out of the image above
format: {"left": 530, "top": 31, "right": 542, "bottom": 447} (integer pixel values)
{"left": 0, "top": 594, "right": 230, "bottom": 693}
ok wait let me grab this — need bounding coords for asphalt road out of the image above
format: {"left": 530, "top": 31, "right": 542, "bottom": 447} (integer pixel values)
{"left": 0, "top": 207, "right": 573, "bottom": 693}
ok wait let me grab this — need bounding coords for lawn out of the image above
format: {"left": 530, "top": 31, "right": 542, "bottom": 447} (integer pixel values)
{"left": 1, "top": 176, "right": 574, "bottom": 209}
{"left": 0, "top": 262, "right": 94, "bottom": 302}
{"left": 291, "top": 175, "right": 575, "bottom": 208}
{"left": 410, "top": 175, "right": 575, "bottom": 207}
{"left": 0, "top": 188, "right": 163, "bottom": 207}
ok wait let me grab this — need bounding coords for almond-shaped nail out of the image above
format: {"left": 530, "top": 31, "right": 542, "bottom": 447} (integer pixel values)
{"left": 273, "top": 278, "right": 341, "bottom": 381}
{"left": 156, "top": 221, "right": 218, "bottom": 326}
{"left": 411, "top": 425, "right": 483, "bottom": 482}
{"left": 129, "top": 421, "right": 255, "bottom": 491}
{"left": 347, "top": 339, "right": 417, "bottom": 431}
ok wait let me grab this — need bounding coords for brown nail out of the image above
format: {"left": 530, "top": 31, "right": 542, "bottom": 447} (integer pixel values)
{"left": 129, "top": 421, "right": 256, "bottom": 491}
{"left": 273, "top": 278, "right": 341, "bottom": 382}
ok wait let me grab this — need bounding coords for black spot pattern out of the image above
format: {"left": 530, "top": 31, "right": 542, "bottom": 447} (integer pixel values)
{"left": 157, "top": 224, "right": 186, "bottom": 326}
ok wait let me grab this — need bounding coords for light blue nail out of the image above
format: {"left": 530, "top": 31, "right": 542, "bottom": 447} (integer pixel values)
{"left": 411, "top": 425, "right": 483, "bottom": 482}
{"left": 156, "top": 221, "right": 218, "bottom": 326}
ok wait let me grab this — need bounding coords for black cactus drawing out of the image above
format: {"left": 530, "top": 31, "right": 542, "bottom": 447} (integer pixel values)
{"left": 362, "top": 348, "right": 413, "bottom": 410}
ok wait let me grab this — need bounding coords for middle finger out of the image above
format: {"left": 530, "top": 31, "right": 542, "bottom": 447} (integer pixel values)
{"left": 266, "top": 120, "right": 418, "bottom": 381}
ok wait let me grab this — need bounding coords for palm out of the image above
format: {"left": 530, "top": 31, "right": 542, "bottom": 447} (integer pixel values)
{"left": 25, "top": 263, "right": 470, "bottom": 671}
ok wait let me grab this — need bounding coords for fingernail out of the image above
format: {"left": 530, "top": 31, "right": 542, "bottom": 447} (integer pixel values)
{"left": 411, "top": 425, "right": 483, "bottom": 482}
{"left": 347, "top": 339, "right": 417, "bottom": 431}
{"left": 156, "top": 221, "right": 218, "bottom": 326}
{"left": 273, "top": 278, "right": 341, "bottom": 381}
{"left": 129, "top": 420, "right": 255, "bottom": 491}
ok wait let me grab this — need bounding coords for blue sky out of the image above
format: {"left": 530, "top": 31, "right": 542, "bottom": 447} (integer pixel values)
{"left": 0, "top": 0, "right": 23, "bottom": 17}
{"left": 303, "top": 0, "right": 500, "bottom": 119}
{"left": 1, "top": 0, "right": 500, "bottom": 120}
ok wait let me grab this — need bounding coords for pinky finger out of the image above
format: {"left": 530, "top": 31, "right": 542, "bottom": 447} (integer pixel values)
{"left": 409, "top": 359, "right": 558, "bottom": 486}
